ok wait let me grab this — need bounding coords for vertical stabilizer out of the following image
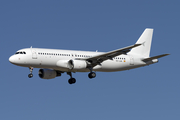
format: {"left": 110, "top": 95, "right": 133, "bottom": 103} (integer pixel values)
{"left": 129, "top": 28, "right": 153, "bottom": 58}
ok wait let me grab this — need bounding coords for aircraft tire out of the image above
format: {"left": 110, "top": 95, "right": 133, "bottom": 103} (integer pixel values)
{"left": 88, "top": 72, "right": 96, "bottom": 79}
{"left": 28, "top": 74, "right": 33, "bottom": 78}
{"left": 68, "top": 78, "right": 76, "bottom": 84}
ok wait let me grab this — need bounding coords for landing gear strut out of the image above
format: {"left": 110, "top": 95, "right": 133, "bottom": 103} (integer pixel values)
{"left": 28, "top": 67, "right": 33, "bottom": 78}
{"left": 67, "top": 72, "right": 76, "bottom": 84}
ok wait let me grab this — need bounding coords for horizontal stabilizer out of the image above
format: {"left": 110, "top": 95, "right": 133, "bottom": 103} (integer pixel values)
{"left": 142, "top": 54, "right": 170, "bottom": 62}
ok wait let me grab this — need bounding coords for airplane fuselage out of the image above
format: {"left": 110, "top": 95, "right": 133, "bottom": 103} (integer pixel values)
{"left": 9, "top": 48, "right": 148, "bottom": 73}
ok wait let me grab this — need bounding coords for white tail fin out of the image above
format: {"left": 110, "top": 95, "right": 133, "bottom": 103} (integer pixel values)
{"left": 129, "top": 28, "right": 153, "bottom": 58}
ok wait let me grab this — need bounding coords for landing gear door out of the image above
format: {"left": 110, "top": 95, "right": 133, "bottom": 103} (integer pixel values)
{"left": 129, "top": 55, "right": 134, "bottom": 65}
{"left": 31, "top": 49, "right": 37, "bottom": 59}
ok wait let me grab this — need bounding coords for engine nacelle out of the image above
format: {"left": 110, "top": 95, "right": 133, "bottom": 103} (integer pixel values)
{"left": 56, "top": 60, "right": 69, "bottom": 68}
{"left": 68, "top": 60, "right": 87, "bottom": 70}
{"left": 56, "top": 60, "right": 87, "bottom": 70}
{"left": 38, "top": 69, "right": 61, "bottom": 79}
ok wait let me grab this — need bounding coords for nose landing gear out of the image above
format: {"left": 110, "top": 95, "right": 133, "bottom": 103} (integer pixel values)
{"left": 28, "top": 67, "right": 33, "bottom": 78}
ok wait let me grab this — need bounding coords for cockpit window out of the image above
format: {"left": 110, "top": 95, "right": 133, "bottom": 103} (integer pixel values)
{"left": 15, "top": 51, "right": 26, "bottom": 54}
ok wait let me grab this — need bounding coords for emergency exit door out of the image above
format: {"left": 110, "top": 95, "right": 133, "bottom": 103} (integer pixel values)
{"left": 31, "top": 49, "right": 37, "bottom": 59}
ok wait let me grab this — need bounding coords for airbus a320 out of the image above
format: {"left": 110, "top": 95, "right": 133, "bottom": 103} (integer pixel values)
{"left": 9, "top": 28, "right": 169, "bottom": 84}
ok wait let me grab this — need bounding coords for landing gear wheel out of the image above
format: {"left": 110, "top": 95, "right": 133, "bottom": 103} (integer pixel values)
{"left": 28, "top": 67, "right": 33, "bottom": 78}
{"left": 28, "top": 74, "right": 33, "bottom": 78}
{"left": 88, "top": 72, "right": 96, "bottom": 79}
{"left": 68, "top": 78, "right": 76, "bottom": 84}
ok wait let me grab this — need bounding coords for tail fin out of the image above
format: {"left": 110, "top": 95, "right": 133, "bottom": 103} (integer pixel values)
{"left": 129, "top": 28, "right": 153, "bottom": 58}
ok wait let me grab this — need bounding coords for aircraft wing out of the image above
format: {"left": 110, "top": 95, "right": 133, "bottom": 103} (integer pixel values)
{"left": 82, "top": 44, "right": 141, "bottom": 67}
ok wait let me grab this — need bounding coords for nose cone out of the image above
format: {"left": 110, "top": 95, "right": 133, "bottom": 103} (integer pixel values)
{"left": 9, "top": 55, "right": 15, "bottom": 64}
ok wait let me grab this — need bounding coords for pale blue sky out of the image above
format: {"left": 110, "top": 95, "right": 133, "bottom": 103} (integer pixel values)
{"left": 0, "top": 0, "right": 179, "bottom": 120}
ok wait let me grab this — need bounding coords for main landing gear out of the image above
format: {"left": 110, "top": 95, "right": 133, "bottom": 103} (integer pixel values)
{"left": 88, "top": 72, "right": 96, "bottom": 79}
{"left": 67, "top": 71, "right": 96, "bottom": 84}
{"left": 67, "top": 72, "right": 76, "bottom": 84}
{"left": 88, "top": 68, "right": 96, "bottom": 79}
{"left": 28, "top": 67, "right": 33, "bottom": 78}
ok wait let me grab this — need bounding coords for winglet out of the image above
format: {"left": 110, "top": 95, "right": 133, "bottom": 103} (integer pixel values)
{"left": 134, "top": 43, "right": 142, "bottom": 47}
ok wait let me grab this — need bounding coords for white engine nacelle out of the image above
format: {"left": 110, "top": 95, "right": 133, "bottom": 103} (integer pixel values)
{"left": 68, "top": 60, "right": 87, "bottom": 70}
{"left": 56, "top": 60, "right": 87, "bottom": 70}
{"left": 38, "top": 69, "right": 61, "bottom": 79}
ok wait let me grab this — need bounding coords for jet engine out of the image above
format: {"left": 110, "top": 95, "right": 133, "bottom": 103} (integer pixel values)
{"left": 68, "top": 60, "right": 87, "bottom": 70}
{"left": 38, "top": 69, "right": 61, "bottom": 79}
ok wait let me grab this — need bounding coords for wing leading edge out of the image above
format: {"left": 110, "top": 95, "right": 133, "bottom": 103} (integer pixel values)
{"left": 81, "top": 44, "right": 141, "bottom": 67}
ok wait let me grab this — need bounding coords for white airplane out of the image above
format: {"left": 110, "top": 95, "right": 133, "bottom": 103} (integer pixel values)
{"left": 9, "top": 28, "right": 169, "bottom": 84}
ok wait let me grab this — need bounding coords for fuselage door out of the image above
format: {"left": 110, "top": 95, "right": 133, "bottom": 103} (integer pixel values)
{"left": 129, "top": 55, "right": 134, "bottom": 65}
{"left": 31, "top": 49, "right": 37, "bottom": 59}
